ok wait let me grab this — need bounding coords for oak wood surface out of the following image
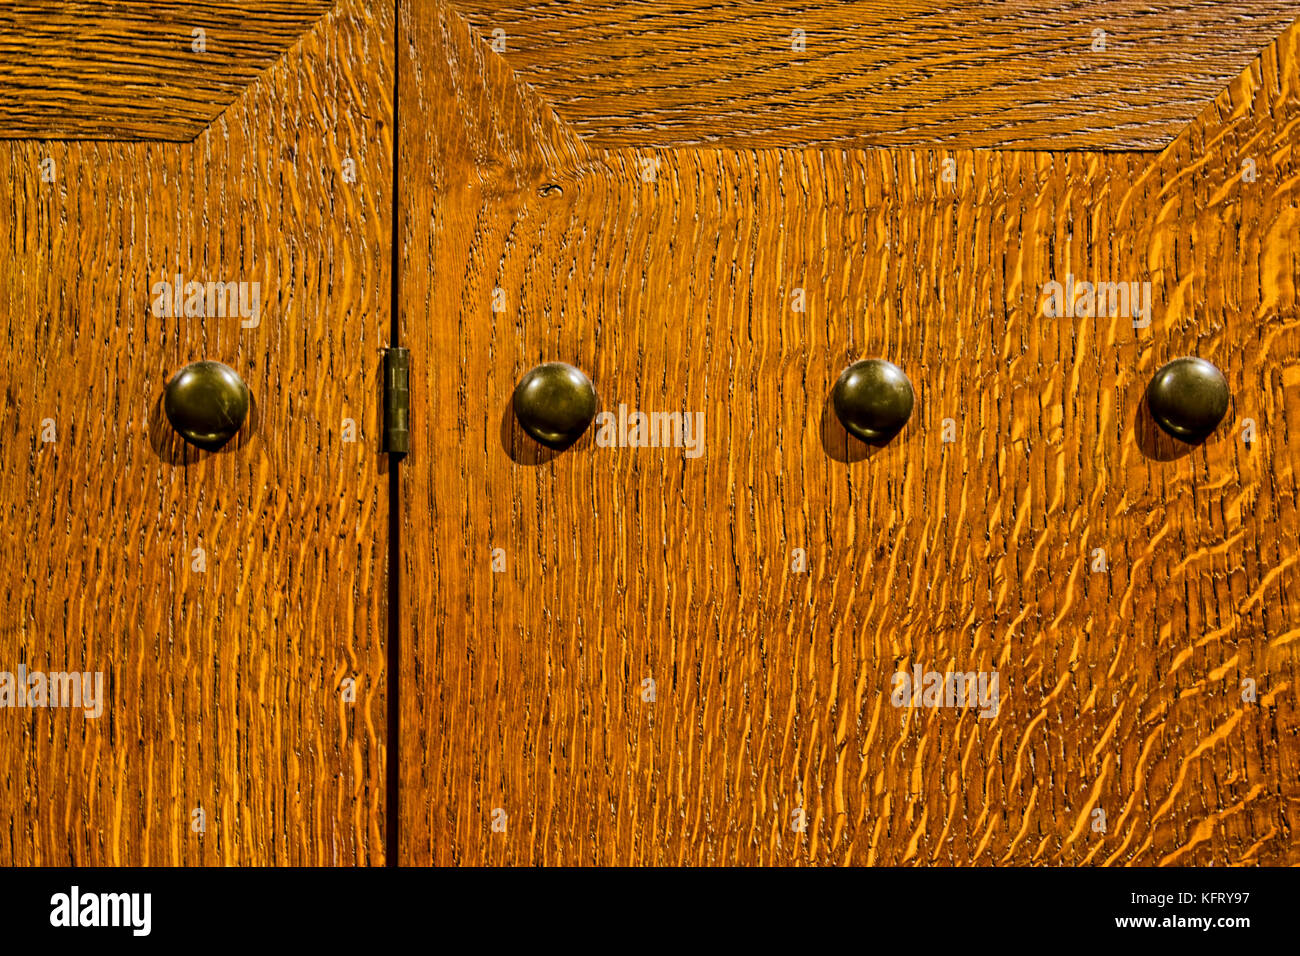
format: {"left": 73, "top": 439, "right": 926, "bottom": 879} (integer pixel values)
{"left": 0, "top": 1, "right": 335, "bottom": 141}
{"left": 0, "top": 0, "right": 392, "bottom": 865}
{"left": 2, "top": 0, "right": 1296, "bottom": 868}
{"left": 399, "top": 1, "right": 1299, "bottom": 864}
{"left": 447, "top": 0, "right": 1298, "bottom": 150}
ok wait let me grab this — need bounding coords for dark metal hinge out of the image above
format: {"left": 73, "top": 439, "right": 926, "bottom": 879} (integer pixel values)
{"left": 382, "top": 347, "right": 410, "bottom": 455}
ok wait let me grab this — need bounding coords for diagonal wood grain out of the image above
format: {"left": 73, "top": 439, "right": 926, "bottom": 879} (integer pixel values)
{"left": 400, "top": 0, "right": 1298, "bottom": 864}
{"left": 0, "top": 1, "right": 336, "bottom": 140}
{"left": 447, "top": 0, "right": 1298, "bottom": 150}
{"left": 0, "top": 0, "right": 392, "bottom": 865}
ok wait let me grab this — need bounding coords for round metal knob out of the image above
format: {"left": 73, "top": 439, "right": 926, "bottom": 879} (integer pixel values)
{"left": 1146, "top": 357, "right": 1229, "bottom": 443}
{"left": 512, "top": 362, "right": 597, "bottom": 449}
{"left": 832, "top": 359, "right": 914, "bottom": 443}
{"left": 163, "top": 360, "right": 250, "bottom": 450}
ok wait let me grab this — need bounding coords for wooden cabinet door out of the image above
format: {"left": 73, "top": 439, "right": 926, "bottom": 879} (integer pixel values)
{"left": 398, "top": 2, "right": 1300, "bottom": 864}
{"left": 4, "top": 0, "right": 1297, "bottom": 870}
{"left": 0, "top": 0, "right": 392, "bottom": 865}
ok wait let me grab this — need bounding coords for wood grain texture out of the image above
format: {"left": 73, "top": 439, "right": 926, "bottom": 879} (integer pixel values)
{"left": 0, "top": 1, "right": 336, "bottom": 140}
{"left": 447, "top": 0, "right": 1298, "bottom": 150}
{"left": 0, "top": 0, "right": 392, "bottom": 865}
{"left": 399, "top": 1, "right": 1299, "bottom": 864}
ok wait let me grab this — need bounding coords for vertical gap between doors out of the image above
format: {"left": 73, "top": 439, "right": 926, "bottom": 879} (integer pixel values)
{"left": 385, "top": 0, "right": 402, "bottom": 868}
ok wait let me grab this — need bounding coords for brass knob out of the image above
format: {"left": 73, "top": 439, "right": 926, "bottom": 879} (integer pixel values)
{"left": 1146, "top": 357, "right": 1229, "bottom": 443}
{"left": 163, "top": 360, "right": 250, "bottom": 450}
{"left": 832, "top": 359, "right": 914, "bottom": 443}
{"left": 512, "top": 362, "right": 597, "bottom": 449}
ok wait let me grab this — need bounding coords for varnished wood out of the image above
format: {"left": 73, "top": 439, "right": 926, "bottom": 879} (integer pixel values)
{"left": 0, "top": 1, "right": 335, "bottom": 141}
{"left": 0, "top": 0, "right": 392, "bottom": 865}
{"left": 399, "top": 1, "right": 1299, "bottom": 864}
{"left": 3, "top": 0, "right": 1295, "bottom": 869}
{"left": 448, "top": 0, "right": 1297, "bottom": 150}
